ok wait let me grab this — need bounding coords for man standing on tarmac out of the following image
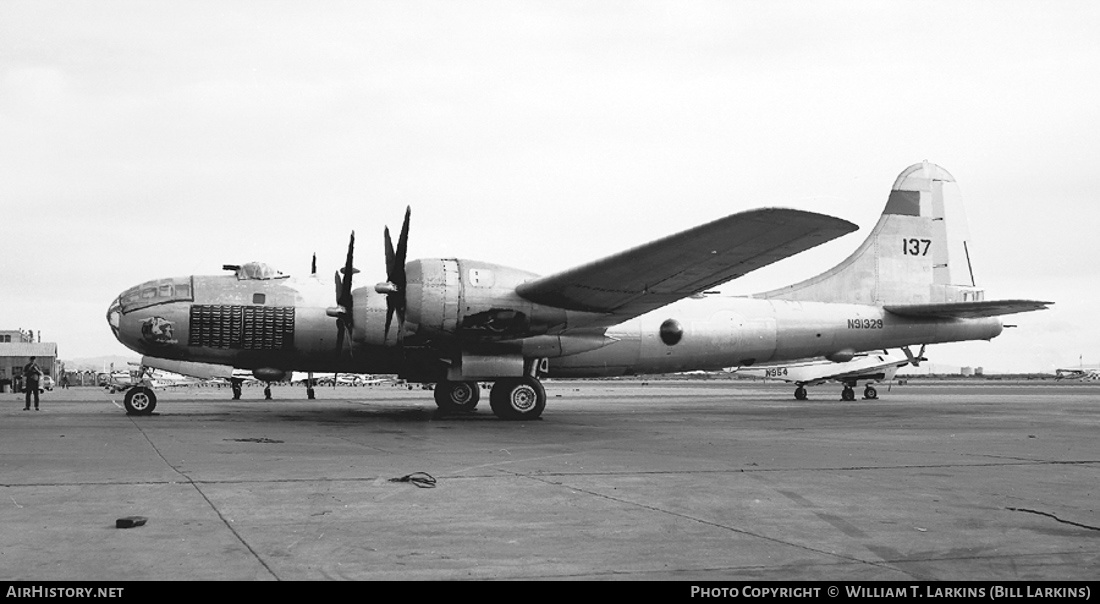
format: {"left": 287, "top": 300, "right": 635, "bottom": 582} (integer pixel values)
{"left": 23, "top": 356, "right": 42, "bottom": 411}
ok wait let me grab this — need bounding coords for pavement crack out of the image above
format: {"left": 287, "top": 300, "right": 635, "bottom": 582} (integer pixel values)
{"left": 520, "top": 474, "right": 930, "bottom": 581}
{"left": 128, "top": 417, "right": 281, "bottom": 580}
{"left": 1006, "top": 507, "right": 1100, "bottom": 532}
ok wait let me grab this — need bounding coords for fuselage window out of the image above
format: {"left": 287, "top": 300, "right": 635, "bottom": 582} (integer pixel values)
{"left": 253, "top": 293, "right": 266, "bottom": 305}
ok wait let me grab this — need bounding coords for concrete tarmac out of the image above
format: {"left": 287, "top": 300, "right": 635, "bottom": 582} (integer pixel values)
{"left": 1, "top": 379, "right": 1098, "bottom": 581}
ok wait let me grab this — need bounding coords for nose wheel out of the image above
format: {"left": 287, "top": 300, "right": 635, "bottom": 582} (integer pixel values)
{"left": 124, "top": 387, "right": 157, "bottom": 415}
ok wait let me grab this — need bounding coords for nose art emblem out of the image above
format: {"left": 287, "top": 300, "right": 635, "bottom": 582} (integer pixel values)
{"left": 141, "top": 317, "right": 177, "bottom": 345}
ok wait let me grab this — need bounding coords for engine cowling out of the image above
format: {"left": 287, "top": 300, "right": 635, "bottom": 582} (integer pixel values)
{"left": 403, "top": 259, "right": 568, "bottom": 342}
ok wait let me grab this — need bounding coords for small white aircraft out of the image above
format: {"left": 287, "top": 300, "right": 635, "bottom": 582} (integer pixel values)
{"left": 1055, "top": 367, "right": 1100, "bottom": 381}
{"left": 733, "top": 346, "right": 925, "bottom": 400}
{"left": 290, "top": 372, "right": 391, "bottom": 386}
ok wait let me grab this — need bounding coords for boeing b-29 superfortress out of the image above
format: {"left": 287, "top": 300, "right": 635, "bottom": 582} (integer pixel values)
{"left": 107, "top": 162, "right": 1050, "bottom": 418}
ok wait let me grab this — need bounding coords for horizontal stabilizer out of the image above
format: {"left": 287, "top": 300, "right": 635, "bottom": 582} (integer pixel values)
{"left": 517, "top": 208, "right": 857, "bottom": 318}
{"left": 884, "top": 299, "right": 1052, "bottom": 319}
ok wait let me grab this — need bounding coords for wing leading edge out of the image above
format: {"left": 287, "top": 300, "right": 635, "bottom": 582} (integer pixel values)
{"left": 516, "top": 208, "right": 858, "bottom": 318}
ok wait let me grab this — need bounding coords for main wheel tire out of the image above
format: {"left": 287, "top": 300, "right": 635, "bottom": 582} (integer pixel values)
{"left": 841, "top": 387, "right": 856, "bottom": 401}
{"left": 124, "top": 387, "right": 157, "bottom": 415}
{"left": 434, "top": 380, "right": 480, "bottom": 412}
{"left": 794, "top": 386, "right": 808, "bottom": 400}
{"left": 489, "top": 377, "right": 546, "bottom": 420}
{"left": 864, "top": 386, "right": 878, "bottom": 400}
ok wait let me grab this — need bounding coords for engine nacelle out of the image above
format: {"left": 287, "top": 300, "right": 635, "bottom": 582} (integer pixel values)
{"left": 404, "top": 259, "right": 568, "bottom": 341}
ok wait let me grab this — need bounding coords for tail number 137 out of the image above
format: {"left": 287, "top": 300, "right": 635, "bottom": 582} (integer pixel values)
{"left": 903, "top": 238, "right": 931, "bottom": 256}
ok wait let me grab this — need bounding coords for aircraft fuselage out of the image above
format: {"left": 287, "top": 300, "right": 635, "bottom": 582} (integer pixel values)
{"left": 550, "top": 296, "right": 1000, "bottom": 377}
{"left": 108, "top": 272, "right": 1001, "bottom": 379}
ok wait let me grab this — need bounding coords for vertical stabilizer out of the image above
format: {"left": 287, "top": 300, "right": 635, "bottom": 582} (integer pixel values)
{"left": 755, "top": 162, "right": 984, "bottom": 305}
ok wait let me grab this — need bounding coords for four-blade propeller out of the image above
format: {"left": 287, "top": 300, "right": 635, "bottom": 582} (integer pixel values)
{"left": 377, "top": 206, "right": 411, "bottom": 343}
{"left": 327, "top": 231, "right": 358, "bottom": 356}
{"left": 326, "top": 207, "right": 411, "bottom": 357}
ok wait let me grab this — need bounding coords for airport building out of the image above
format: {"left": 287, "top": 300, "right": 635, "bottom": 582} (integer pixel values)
{"left": 0, "top": 329, "right": 58, "bottom": 391}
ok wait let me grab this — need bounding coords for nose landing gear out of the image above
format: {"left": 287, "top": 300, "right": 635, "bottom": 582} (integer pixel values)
{"left": 124, "top": 386, "right": 157, "bottom": 415}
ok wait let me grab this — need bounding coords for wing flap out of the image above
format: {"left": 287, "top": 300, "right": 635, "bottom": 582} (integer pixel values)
{"left": 516, "top": 208, "right": 857, "bottom": 317}
{"left": 884, "top": 300, "right": 1052, "bottom": 319}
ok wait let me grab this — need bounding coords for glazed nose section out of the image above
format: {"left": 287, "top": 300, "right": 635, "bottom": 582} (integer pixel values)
{"left": 107, "top": 295, "right": 123, "bottom": 340}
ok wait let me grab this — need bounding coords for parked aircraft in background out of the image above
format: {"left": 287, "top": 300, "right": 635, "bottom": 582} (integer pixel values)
{"left": 1055, "top": 367, "right": 1100, "bottom": 380}
{"left": 107, "top": 162, "right": 1050, "bottom": 418}
{"left": 733, "top": 346, "right": 925, "bottom": 400}
{"left": 290, "top": 372, "right": 391, "bottom": 386}
{"left": 103, "top": 364, "right": 202, "bottom": 393}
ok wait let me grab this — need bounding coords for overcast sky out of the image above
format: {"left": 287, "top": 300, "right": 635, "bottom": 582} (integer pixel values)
{"left": 2, "top": 1, "right": 1097, "bottom": 373}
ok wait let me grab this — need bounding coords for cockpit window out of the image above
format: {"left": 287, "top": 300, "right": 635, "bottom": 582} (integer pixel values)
{"left": 229, "top": 262, "right": 288, "bottom": 281}
{"left": 118, "top": 277, "right": 194, "bottom": 313}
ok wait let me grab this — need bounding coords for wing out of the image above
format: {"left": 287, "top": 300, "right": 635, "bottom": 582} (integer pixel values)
{"left": 884, "top": 300, "right": 1052, "bottom": 319}
{"left": 516, "top": 208, "right": 857, "bottom": 319}
{"left": 815, "top": 362, "right": 906, "bottom": 383}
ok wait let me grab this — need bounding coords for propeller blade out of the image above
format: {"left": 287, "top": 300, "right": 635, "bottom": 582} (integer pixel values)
{"left": 338, "top": 231, "right": 355, "bottom": 310}
{"left": 331, "top": 232, "right": 356, "bottom": 357}
{"left": 382, "top": 207, "right": 411, "bottom": 343}
{"left": 384, "top": 227, "right": 395, "bottom": 281}
{"left": 394, "top": 206, "right": 410, "bottom": 279}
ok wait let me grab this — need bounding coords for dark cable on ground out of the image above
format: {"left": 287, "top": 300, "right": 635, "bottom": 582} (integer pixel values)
{"left": 389, "top": 472, "right": 437, "bottom": 488}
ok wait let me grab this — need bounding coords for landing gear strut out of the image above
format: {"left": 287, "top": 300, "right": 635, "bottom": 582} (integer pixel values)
{"left": 434, "top": 380, "right": 480, "bottom": 412}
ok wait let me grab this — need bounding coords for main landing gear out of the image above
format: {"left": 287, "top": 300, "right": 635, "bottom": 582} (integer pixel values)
{"left": 489, "top": 377, "right": 546, "bottom": 420}
{"left": 432, "top": 358, "right": 549, "bottom": 420}
{"left": 842, "top": 384, "right": 878, "bottom": 401}
{"left": 792, "top": 383, "right": 879, "bottom": 401}
{"left": 434, "top": 380, "right": 480, "bottom": 413}
{"left": 433, "top": 371, "right": 548, "bottom": 420}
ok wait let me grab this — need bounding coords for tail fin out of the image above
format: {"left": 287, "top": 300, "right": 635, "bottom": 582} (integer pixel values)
{"left": 756, "top": 161, "right": 984, "bottom": 305}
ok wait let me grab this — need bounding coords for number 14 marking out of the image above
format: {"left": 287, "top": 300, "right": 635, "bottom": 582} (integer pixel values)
{"left": 903, "top": 238, "right": 931, "bottom": 256}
